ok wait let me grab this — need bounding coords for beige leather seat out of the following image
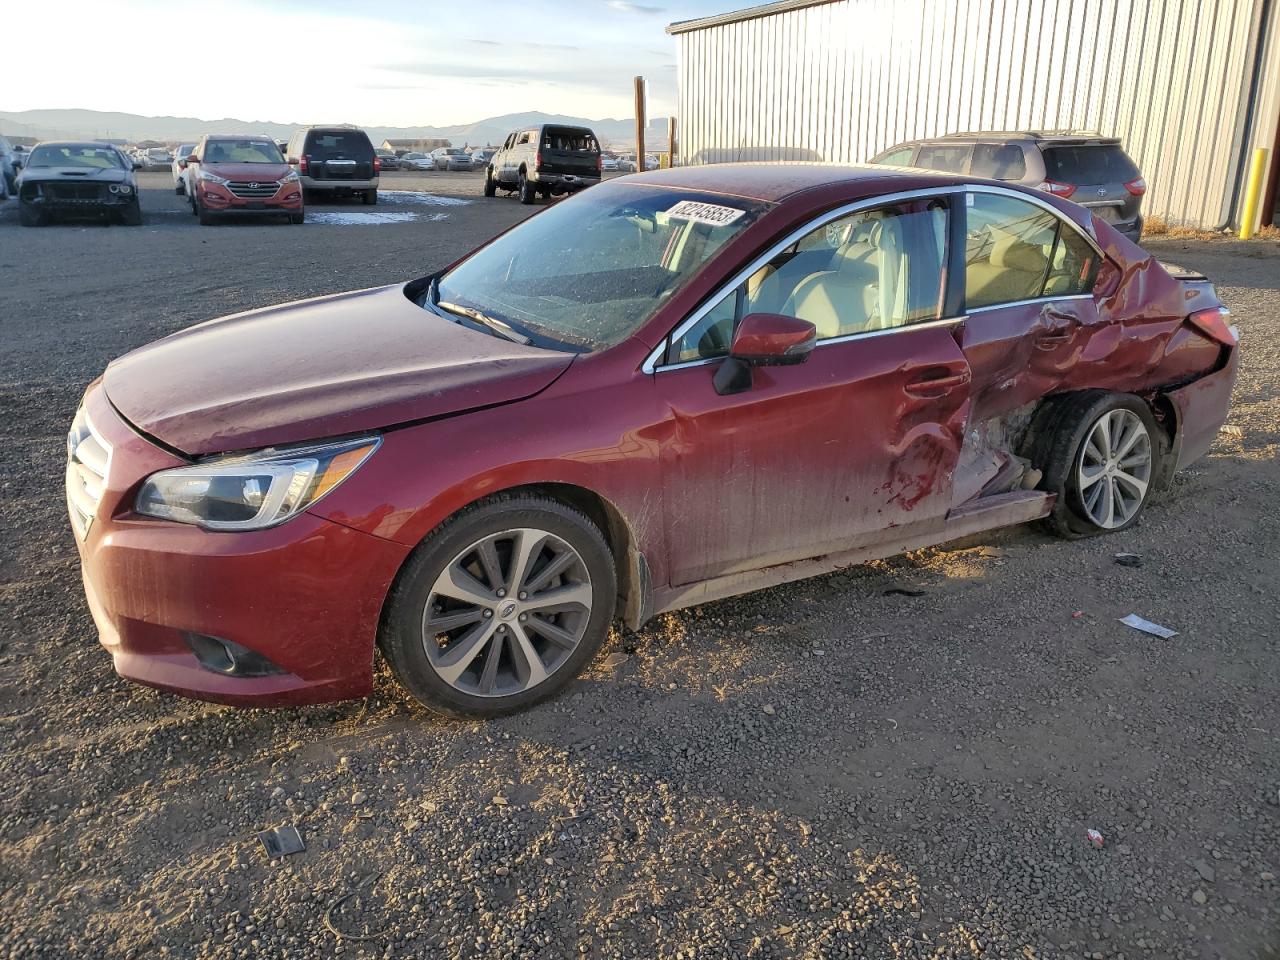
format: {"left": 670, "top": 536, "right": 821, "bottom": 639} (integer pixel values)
{"left": 783, "top": 239, "right": 884, "bottom": 338}
{"left": 967, "top": 231, "right": 1049, "bottom": 306}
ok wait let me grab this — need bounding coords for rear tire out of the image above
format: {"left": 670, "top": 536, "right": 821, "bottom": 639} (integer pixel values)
{"left": 379, "top": 495, "right": 617, "bottom": 719}
{"left": 1032, "top": 391, "right": 1162, "bottom": 539}
{"left": 121, "top": 200, "right": 142, "bottom": 226}
{"left": 518, "top": 171, "right": 536, "bottom": 205}
{"left": 362, "top": 189, "right": 377, "bottom": 205}
{"left": 483, "top": 168, "right": 497, "bottom": 197}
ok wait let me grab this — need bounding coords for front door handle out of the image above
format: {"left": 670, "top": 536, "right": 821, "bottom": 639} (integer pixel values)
{"left": 903, "top": 368, "right": 971, "bottom": 398}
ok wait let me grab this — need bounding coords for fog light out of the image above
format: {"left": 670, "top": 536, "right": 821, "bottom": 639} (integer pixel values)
{"left": 185, "top": 632, "right": 285, "bottom": 677}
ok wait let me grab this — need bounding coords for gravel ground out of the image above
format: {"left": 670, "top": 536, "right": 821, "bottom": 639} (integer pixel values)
{"left": 0, "top": 173, "right": 1278, "bottom": 960}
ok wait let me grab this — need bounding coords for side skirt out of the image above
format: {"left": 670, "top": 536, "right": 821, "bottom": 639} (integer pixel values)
{"left": 648, "top": 491, "right": 1053, "bottom": 619}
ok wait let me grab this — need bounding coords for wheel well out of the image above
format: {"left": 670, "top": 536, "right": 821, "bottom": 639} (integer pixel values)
{"left": 503, "top": 483, "right": 638, "bottom": 614}
{"left": 1020, "top": 389, "right": 1177, "bottom": 476}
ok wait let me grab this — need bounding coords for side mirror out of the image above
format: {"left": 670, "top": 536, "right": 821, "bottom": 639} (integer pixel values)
{"left": 714, "top": 313, "right": 817, "bottom": 396}
{"left": 178, "top": 158, "right": 189, "bottom": 169}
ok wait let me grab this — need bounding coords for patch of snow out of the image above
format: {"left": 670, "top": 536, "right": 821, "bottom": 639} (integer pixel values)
{"left": 308, "top": 211, "right": 420, "bottom": 226}
{"left": 378, "top": 190, "right": 472, "bottom": 207}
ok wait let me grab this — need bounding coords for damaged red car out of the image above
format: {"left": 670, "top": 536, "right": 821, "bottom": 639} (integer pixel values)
{"left": 67, "top": 165, "right": 1238, "bottom": 717}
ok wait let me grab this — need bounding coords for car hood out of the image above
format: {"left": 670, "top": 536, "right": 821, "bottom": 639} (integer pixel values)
{"left": 103, "top": 283, "right": 575, "bottom": 456}
{"left": 20, "top": 166, "right": 131, "bottom": 183}
{"left": 200, "top": 161, "right": 290, "bottom": 180}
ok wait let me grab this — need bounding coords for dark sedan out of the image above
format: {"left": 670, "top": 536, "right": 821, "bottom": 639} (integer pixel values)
{"left": 68, "top": 165, "right": 1237, "bottom": 717}
{"left": 18, "top": 142, "right": 141, "bottom": 226}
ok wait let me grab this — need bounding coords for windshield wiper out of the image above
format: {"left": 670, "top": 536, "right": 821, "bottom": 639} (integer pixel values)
{"left": 435, "top": 300, "right": 530, "bottom": 345}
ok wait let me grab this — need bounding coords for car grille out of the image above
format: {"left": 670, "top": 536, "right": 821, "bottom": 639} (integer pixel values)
{"left": 46, "top": 182, "right": 104, "bottom": 201}
{"left": 226, "top": 181, "right": 280, "bottom": 199}
{"left": 66, "top": 409, "right": 111, "bottom": 539}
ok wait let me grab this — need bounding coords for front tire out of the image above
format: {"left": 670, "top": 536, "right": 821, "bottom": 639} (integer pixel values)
{"left": 1033, "top": 392, "right": 1161, "bottom": 538}
{"left": 19, "top": 202, "right": 45, "bottom": 227}
{"left": 518, "top": 171, "right": 536, "bottom": 205}
{"left": 121, "top": 200, "right": 142, "bottom": 226}
{"left": 483, "top": 168, "right": 497, "bottom": 197}
{"left": 290, "top": 209, "right": 305, "bottom": 224}
{"left": 380, "top": 495, "right": 617, "bottom": 718}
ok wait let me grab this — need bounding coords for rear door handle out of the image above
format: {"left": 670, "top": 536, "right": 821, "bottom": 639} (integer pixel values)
{"left": 903, "top": 368, "right": 971, "bottom": 398}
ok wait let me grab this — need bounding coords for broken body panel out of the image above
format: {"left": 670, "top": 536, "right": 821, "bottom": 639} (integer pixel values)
{"left": 78, "top": 166, "right": 1236, "bottom": 705}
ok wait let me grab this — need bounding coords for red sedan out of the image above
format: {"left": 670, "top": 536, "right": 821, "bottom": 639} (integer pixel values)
{"left": 67, "top": 165, "right": 1238, "bottom": 717}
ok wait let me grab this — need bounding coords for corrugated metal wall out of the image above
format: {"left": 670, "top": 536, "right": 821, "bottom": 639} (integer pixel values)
{"left": 674, "top": 0, "right": 1280, "bottom": 228}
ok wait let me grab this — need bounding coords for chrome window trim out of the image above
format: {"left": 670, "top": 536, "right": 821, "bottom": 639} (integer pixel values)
{"left": 967, "top": 292, "right": 1094, "bottom": 314}
{"left": 643, "top": 182, "right": 1102, "bottom": 375}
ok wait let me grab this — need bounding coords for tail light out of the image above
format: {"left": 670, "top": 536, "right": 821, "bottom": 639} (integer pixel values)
{"left": 534, "top": 151, "right": 542, "bottom": 171}
{"left": 1124, "top": 177, "right": 1146, "bottom": 196}
{"left": 373, "top": 156, "right": 381, "bottom": 173}
{"left": 299, "top": 155, "right": 309, "bottom": 174}
{"left": 596, "top": 154, "right": 603, "bottom": 172}
{"left": 1187, "top": 306, "right": 1237, "bottom": 346}
{"left": 1038, "top": 180, "right": 1076, "bottom": 199}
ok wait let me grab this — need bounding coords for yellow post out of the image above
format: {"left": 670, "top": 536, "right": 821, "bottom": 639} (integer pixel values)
{"left": 1239, "top": 147, "right": 1269, "bottom": 240}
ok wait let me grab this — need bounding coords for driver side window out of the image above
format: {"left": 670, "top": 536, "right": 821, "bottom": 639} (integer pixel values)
{"left": 667, "top": 201, "right": 949, "bottom": 365}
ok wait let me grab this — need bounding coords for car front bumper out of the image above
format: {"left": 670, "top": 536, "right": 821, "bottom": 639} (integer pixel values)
{"left": 67, "top": 383, "right": 409, "bottom": 706}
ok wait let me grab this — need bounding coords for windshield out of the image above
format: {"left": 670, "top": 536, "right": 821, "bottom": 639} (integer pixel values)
{"left": 203, "top": 140, "right": 284, "bottom": 163}
{"left": 27, "top": 144, "right": 125, "bottom": 169}
{"left": 436, "top": 182, "right": 771, "bottom": 351}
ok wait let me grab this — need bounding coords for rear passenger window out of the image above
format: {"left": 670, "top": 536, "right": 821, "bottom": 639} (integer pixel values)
{"left": 970, "top": 143, "right": 1026, "bottom": 181}
{"left": 965, "top": 194, "right": 1097, "bottom": 309}
{"left": 670, "top": 202, "right": 949, "bottom": 362}
{"left": 915, "top": 144, "right": 971, "bottom": 173}
{"left": 873, "top": 147, "right": 914, "bottom": 166}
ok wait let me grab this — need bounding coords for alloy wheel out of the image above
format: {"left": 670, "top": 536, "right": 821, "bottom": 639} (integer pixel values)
{"left": 422, "top": 528, "right": 592, "bottom": 697}
{"left": 1077, "top": 408, "right": 1152, "bottom": 528}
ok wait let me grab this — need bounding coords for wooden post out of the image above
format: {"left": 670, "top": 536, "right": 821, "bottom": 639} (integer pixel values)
{"left": 668, "top": 116, "right": 677, "bottom": 167}
{"left": 634, "top": 76, "right": 646, "bottom": 167}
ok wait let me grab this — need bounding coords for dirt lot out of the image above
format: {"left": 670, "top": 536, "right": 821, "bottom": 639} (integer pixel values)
{"left": 1, "top": 171, "right": 1278, "bottom": 960}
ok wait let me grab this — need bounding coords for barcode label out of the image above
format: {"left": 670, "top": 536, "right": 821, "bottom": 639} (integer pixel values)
{"left": 665, "top": 200, "right": 747, "bottom": 227}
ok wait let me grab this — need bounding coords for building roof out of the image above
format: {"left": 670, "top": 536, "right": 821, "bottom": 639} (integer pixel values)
{"left": 667, "top": 0, "right": 839, "bottom": 35}
{"left": 623, "top": 162, "right": 960, "bottom": 202}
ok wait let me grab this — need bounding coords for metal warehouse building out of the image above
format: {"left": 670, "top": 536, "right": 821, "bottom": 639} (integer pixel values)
{"left": 668, "top": 0, "right": 1280, "bottom": 231}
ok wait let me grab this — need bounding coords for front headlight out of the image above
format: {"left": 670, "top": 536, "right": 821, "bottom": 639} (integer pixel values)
{"left": 198, "top": 170, "right": 229, "bottom": 185}
{"left": 135, "top": 435, "right": 379, "bottom": 531}
{"left": 282, "top": 170, "right": 300, "bottom": 183}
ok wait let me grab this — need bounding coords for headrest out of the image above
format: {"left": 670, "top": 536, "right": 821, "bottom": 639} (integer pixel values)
{"left": 990, "top": 234, "right": 1048, "bottom": 274}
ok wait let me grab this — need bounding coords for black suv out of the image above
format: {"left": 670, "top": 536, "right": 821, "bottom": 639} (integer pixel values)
{"left": 284, "top": 126, "right": 379, "bottom": 204}
{"left": 870, "top": 131, "right": 1147, "bottom": 243}
{"left": 484, "top": 124, "right": 602, "bottom": 204}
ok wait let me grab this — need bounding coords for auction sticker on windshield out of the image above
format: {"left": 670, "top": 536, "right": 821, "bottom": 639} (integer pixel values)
{"left": 665, "top": 200, "right": 747, "bottom": 227}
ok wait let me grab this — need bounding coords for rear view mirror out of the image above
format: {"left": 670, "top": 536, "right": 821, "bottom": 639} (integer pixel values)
{"left": 714, "top": 313, "right": 817, "bottom": 396}
{"left": 730, "top": 313, "right": 817, "bottom": 365}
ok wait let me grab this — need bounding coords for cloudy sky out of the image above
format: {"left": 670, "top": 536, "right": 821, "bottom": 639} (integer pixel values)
{"left": 7, "top": 0, "right": 738, "bottom": 125}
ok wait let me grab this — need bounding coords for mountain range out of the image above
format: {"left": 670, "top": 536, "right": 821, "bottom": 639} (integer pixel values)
{"left": 0, "top": 109, "right": 673, "bottom": 150}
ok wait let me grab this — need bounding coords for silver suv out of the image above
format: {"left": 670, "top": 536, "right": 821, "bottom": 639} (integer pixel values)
{"left": 871, "top": 131, "right": 1146, "bottom": 243}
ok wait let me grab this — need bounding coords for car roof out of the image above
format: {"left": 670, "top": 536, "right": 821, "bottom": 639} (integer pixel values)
{"left": 624, "top": 162, "right": 970, "bottom": 203}
{"left": 896, "top": 130, "right": 1122, "bottom": 146}
{"left": 34, "top": 141, "right": 120, "bottom": 150}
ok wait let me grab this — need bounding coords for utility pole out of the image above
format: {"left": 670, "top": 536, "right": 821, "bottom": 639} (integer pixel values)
{"left": 633, "top": 76, "right": 646, "bottom": 165}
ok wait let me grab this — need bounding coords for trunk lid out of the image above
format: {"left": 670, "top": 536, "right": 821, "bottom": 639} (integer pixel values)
{"left": 103, "top": 284, "right": 574, "bottom": 456}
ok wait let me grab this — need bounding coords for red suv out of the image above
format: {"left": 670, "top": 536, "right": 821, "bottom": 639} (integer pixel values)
{"left": 68, "top": 165, "right": 1237, "bottom": 718}
{"left": 183, "top": 136, "right": 304, "bottom": 225}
